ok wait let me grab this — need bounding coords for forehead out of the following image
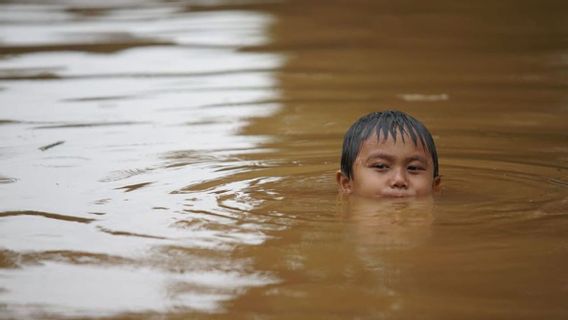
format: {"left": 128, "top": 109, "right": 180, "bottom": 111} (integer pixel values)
{"left": 358, "top": 131, "right": 431, "bottom": 161}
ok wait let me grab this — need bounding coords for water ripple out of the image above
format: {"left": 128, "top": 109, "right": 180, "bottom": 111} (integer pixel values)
{"left": 0, "top": 210, "right": 95, "bottom": 224}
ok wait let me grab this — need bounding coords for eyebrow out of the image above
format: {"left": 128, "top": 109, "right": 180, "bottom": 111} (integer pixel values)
{"left": 407, "top": 155, "right": 428, "bottom": 163}
{"left": 365, "top": 152, "right": 428, "bottom": 164}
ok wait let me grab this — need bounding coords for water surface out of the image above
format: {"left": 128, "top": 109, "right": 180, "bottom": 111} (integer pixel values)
{"left": 1, "top": 0, "right": 568, "bottom": 319}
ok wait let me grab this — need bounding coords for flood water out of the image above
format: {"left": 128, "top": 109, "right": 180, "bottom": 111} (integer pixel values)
{"left": 1, "top": 0, "right": 568, "bottom": 319}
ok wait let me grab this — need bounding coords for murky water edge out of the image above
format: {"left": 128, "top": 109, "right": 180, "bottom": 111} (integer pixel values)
{"left": 1, "top": 0, "right": 568, "bottom": 319}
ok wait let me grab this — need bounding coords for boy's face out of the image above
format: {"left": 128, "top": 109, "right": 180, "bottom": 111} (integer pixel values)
{"left": 337, "top": 132, "right": 440, "bottom": 198}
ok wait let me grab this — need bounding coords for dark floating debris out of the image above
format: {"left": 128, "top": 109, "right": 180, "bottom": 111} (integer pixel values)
{"left": 39, "top": 140, "right": 65, "bottom": 151}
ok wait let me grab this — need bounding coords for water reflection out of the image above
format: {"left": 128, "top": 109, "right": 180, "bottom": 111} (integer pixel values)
{"left": 1, "top": 261, "right": 275, "bottom": 316}
{"left": 0, "top": 0, "right": 285, "bottom": 317}
{"left": 341, "top": 196, "right": 434, "bottom": 249}
{"left": 342, "top": 197, "right": 435, "bottom": 316}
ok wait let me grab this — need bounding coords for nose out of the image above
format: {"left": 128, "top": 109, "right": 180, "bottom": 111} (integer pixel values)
{"left": 389, "top": 168, "right": 408, "bottom": 189}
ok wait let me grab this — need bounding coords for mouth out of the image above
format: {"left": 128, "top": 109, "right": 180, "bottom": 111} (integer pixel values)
{"left": 380, "top": 191, "right": 413, "bottom": 198}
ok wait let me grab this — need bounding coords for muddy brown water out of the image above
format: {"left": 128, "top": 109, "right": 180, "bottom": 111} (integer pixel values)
{"left": 1, "top": 0, "right": 567, "bottom": 319}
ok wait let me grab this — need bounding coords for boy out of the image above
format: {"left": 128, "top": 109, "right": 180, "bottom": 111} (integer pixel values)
{"left": 337, "top": 110, "right": 441, "bottom": 198}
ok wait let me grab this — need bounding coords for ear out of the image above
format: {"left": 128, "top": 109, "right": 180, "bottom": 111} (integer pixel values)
{"left": 433, "top": 175, "right": 442, "bottom": 192}
{"left": 336, "top": 170, "right": 353, "bottom": 194}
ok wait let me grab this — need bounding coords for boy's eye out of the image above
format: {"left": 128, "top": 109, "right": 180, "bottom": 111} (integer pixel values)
{"left": 372, "top": 163, "right": 388, "bottom": 170}
{"left": 407, "top": 165, "right": 425, "bottom": 172}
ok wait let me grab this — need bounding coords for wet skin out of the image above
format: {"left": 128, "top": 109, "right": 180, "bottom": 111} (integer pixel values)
{"left": 337, "top": 132, "right": 441, "bottom": 198}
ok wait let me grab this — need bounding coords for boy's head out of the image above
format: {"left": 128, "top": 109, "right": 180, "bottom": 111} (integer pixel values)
{"left": 337, "top": 110, "right": 440, "bottom": 198}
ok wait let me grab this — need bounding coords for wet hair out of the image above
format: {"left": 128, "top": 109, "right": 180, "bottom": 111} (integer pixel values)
{"left": 340, "top": 110, "right": 439, "bottom": 179}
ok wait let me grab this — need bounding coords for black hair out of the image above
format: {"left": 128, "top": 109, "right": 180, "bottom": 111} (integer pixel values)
{"left": 340, "top": 110, "right": 439, "bottom": 179}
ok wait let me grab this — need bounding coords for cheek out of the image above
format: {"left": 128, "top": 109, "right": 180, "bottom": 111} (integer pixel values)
{"left": 355, "top": 170, "right": 387, "bottom": 189}
{"left": 413, "top": 177, "right": 434, "bottom": 194}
